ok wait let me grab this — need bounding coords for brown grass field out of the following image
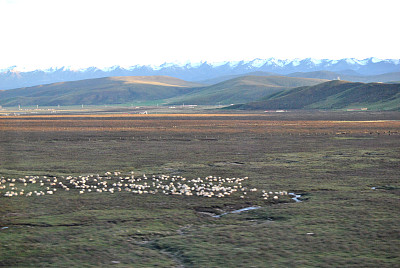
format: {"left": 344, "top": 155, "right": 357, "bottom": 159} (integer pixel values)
{"left": 0, "top": 111, "right": 399, "bottom": 267}
{"left": 1, "top": 113, "right": 400, "bottom": 135}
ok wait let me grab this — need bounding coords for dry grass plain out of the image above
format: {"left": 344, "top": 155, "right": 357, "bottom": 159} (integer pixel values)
{"left": 1, "top": 111, "right": 399, "bottom": 267}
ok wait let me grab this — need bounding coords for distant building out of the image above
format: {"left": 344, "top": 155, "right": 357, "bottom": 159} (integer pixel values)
{"left": 346, "top": 108, "right": 368, "bottom": 111}
{"left": 265, "top": 110, "right": 287, "bottom": 113}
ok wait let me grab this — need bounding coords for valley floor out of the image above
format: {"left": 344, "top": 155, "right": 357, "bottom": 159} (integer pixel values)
{"left": 0, "top": 110, "right": 399, "bottom": 267}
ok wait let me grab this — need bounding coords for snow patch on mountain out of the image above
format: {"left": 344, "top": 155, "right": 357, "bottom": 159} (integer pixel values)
{"left": 290, "top": 59, "right": 301, "bottom": 66}
{"left": 249, "top": 58, "right": 266, "bottom": 68}
{"left": 1, "top": 57, "right": 399, "bottom": 90}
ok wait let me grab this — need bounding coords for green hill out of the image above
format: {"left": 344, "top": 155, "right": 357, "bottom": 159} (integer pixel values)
{"left": 0, "top": 76, "right": 203, "bottom": 106}
{"left": 288, "top": 71, "right": 345, "bottom": 80}
{"left": 288, "top": 71, "right": 400, "bottom": 83}
{"left": 197, "top": 71, "right": 278, "bottom": 85}
{"left": 234, "top": 80, "right": 400, "bottom": 111}
{"left": 166, "top": 75, "right": 328, "bottom": 105}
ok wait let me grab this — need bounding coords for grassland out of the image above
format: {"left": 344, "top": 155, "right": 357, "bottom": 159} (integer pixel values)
{"left": 235, "top": 80, "right": 400, "bottom": 111}
{"left": 167, "top": 76, "right": 328, "bottom": 105}
{"left": 1, "top": 110, "right": 399, "bottom": 267}
{"left": 0, "top": 76, "right": 203, "bottom": 107}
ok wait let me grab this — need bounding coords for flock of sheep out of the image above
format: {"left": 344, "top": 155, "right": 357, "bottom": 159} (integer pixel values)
{"left": 0, "top": 171, "right": 289, "bottom": 201}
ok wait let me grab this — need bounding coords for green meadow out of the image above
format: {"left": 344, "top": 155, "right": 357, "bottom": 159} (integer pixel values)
{"left": 1, "top": 111, "right": 399, "bottom": 267}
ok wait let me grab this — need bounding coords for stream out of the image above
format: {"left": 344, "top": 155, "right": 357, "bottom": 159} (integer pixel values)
{"left": 213, "top": 206, "right": 261, "bottom": 218}
{"left": 213, "top": 193, "right": 303, "bottom": 218}
{"left": 289, "top": 193, "right": 302, "bottom": 202}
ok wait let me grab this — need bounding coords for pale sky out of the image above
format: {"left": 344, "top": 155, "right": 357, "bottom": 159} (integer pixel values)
{"left": 0, "top": 0, "right": 399, "bottom": 70}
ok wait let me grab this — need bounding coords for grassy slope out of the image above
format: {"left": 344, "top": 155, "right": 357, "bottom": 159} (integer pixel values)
{"left": 196, "top": 71, "right": 278, "bottom": 85}
{"left": 287, "top": 71, "right": 400, "bottom": 83}
{"left": 0, "top": 76, "right": 203, "bottom": 106}
{"left": 237, "top": 80, "right": 400, "bottom": 110}
{"left": 166, "top": 75, "right": 328, "bottom": 105}
{"left": 288, "top": 71, "right": 348, "bottom": 80}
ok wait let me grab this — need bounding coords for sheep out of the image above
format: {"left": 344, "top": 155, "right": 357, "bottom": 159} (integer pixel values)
{"left": 1, "top": 173, "right": 290, "bottom": 207}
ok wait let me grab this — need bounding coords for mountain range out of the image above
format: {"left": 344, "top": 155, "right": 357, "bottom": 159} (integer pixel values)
{"left": 1, "top": 57, "right": 399, "bottom": 90}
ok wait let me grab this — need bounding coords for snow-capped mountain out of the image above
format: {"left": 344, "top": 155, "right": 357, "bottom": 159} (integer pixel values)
{"left": 1, "top": 58, "right": 399, "bottom": 90}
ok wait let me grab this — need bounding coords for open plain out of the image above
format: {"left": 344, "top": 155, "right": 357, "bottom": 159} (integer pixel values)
{"left": 1, "top": 110, "right": 399, "bottom": 267}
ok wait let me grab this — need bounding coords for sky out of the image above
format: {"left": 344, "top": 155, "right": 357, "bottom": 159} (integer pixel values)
{"left": 0, "top": 0, "right": 399, "bottom": 70}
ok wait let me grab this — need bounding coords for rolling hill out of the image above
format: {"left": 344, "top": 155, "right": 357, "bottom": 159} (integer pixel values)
{"left": 193, "top": 71, "right": 400, "bottom": 87}
{"left": 0, "top": 76, "right": 203, "bottom": 106}
{"left": 2, "top": 74, "right": 399, "bottom": 109}
{"left": 287, "top": 71, "right": 400, "bottom": 83}
{"left": 196, "top": 71, "right": 279, "bottom": 85}
{"left": 166, "top": 75, "right": 328, "bottom": 105}
{"left": 233, "top": 80, "right": 400, "bottom": 111}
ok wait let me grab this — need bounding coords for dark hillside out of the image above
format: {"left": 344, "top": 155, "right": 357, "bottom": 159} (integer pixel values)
{"left": 197, "top": 71, "right": 278, "bottom": 85}
{"left": 234, "top": 80, "right": 400, "bottom": 110}
{"left": 287, "top": 71, "right": 400, "bottom": 83}
{"left": 167, "top": 76, "right": 328, "bottom": 105}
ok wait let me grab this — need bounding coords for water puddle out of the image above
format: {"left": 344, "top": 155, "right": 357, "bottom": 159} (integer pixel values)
{"left": 213, "top": 206, "right": 261, "bottom": 218}
{"left": 370, "top": 185, "right": 397, "bottom": 190}
{"left": 212, "top": 193, "right": 302, "bottom": 218}
{"left": 289, "top": 193, "right": 302, "bottom": 202}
